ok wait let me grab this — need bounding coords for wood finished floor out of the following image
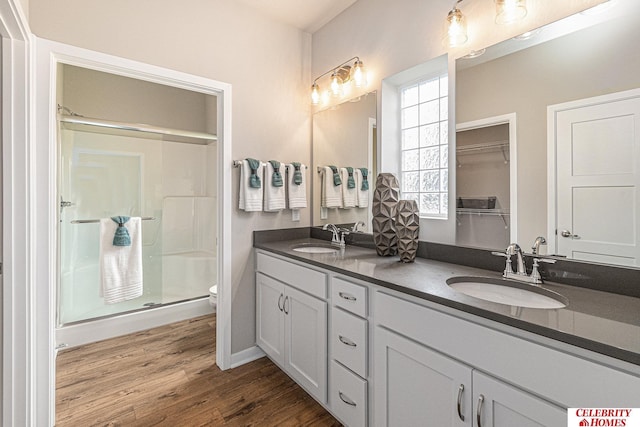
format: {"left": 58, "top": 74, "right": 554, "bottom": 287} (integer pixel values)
{"left": 56, "top": 315, "right": 341, "bottom": 426}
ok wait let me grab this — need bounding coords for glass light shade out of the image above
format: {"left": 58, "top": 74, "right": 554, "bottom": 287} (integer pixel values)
{"left": 444, "top": 8, "right": 468, "bottom": 48}
{"left": 495, "top": 0, "right": 527, "bottom": 24}
{"left": 311, "top": 83, "right": 320, "bottom": 105}
{"left": 352, "top": 60, "right": 366, "bottom": 87}
{"left": 330, "top": 71, "right": 343, "bottom": 97}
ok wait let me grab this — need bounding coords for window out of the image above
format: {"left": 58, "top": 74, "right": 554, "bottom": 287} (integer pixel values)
{"left": 399, "top": 74, "right": 449, "bottom": 218}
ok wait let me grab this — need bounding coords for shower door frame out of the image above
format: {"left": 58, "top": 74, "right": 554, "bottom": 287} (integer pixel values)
{"left": 33, "top": 37, "right": 233, "bottom": 426}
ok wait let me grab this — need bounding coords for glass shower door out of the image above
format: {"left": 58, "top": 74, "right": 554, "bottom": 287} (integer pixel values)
{"left": 58, "top": 129, "right": 158, "bottom": 325}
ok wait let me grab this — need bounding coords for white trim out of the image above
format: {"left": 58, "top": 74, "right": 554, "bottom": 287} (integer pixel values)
{"left": 456, "top": 113, "right": 518, "bottom": 244}
{"left": 230, "top": 345, "right": 266, "bottom": 369}
{"left": 546, "top": 88, "right": 640, "bottom": 255}
{"left": 1, "top": 0, "right": 31, "bottom": 424}
{"left": 33, "top": 37, "right": 233, "bottom": 426}
{"left": 56, "top": 300, "right": 215, "bottom": 349}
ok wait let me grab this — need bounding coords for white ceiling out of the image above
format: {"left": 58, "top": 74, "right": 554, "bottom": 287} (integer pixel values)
{"left": 235, "top": 0, "right": 359, "bottom": 33}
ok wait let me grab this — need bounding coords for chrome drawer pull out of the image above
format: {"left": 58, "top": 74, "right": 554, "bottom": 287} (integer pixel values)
{"left": 283, "top": 296, "right": 289, "bottom": 315}
{"left": 477, "top": 394, "right": 485, "bottom": 427}
{"left": 277, "top": 294, "right": 284, "bottom": 312}
{"left": 339, "top": 391, "right": 357, "bottom": 407}
{"left": 456, "top": 384, "right": 465, "bottom": 421}
{"left": 338, "top": 292, "right": 356, "bottom": 301}
{"left": 339, "top": 335, "right": 357, "bottom": 347}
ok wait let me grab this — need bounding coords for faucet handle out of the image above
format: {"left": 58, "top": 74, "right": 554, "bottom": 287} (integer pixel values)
{"left": 530, "top": 258, "right": 556, "bottom": 284}
{"left": 491, "top": 251, "right": 514, "bottom": 276}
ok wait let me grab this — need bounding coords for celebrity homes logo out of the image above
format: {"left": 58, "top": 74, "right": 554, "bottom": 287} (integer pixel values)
{"left": 568, "top": 408, "right": 640, "bottom": 426}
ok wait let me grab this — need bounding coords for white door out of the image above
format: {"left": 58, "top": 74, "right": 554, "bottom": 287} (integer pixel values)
{"left": 284, "top": 284, "right": 327, "bottom": 404}
{"left": 255, "top": 273, "right": 285, "bottom": 366}
{"left": 552, "top": 90, "right": 640, "bottom": 266}
{"left": 473, "top": 371, "right": 565, "bottom": 427}
{"left": 374, "top": 327, "right": 472, "bottom": 426}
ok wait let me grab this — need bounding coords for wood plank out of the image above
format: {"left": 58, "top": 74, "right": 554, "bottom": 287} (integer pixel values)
{"left": 56, "top": 314, "right": 341, "bottom": 426}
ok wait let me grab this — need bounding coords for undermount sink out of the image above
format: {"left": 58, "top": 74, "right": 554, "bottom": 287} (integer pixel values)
{"left": 291, "top": 243, "right": 340, "bottom": 254}
{"left": 447, "top": 276, "right": 568, "bottom": 309}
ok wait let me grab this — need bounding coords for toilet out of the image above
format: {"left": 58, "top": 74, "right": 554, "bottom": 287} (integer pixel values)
{"left": 209, "top": 285, "right": 217, "bottom": 312}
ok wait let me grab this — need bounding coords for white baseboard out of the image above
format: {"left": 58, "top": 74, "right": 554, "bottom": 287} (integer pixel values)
{"left": 229, "top": 345, "right": 265, "bottom": 368}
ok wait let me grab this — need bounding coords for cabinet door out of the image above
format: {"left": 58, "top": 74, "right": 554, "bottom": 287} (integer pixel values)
{"left": 374, "top": 327, "right": 472, "bottom": 427}
{"left": 473, "top": 371, "right": 566, "bottom": 427}
{"left": 284, "top": 285, "right": 328, "bottom": 404}
{"left": 256, "top": 273, "right": 285, "bottom": 366}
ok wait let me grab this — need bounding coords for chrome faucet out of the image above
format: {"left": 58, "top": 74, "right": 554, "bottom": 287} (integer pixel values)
{"left": 351, "top": 221, "right": 366, "bottom": 232}
{"left": 507, "top": 243, "right": 526, "bottom": 276}
{"left": 322, "top": 223, "right": 349, "bottom": 248}
{"left": 492, "top": 243, "right": 556, "bottom": 285}
{"left": 531, "top": 236, "right": 546, "bottom": 255}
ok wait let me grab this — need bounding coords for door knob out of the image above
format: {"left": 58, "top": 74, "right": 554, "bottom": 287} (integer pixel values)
{"left": 560, "top": 230, "right": 580, "bottom": 239}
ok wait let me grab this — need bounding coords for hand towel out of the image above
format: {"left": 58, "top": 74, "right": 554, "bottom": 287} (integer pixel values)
{"left": 321, "top": 166, "right": 343, "bottom": 208}
{"left": 111, "top": 216, "right": 131, "bottom": 246}
{"left": 264, "top": 161, "right": 286, "bottom": 212}
{"left": 291, "top": 162, "right": 303, "bottom": 185}
{"left": 287, "top": 163, "right": 307, "bottom": 209}
{"left": 99, "top": 217, "right": 143, "bottom": 304}
{"left": 239, "top": 159, "right": 264, "bottom": 212}
{"left": 341, "top": 167, "right": 357, "bottom": 208}
{"left": 355, "top": 168, "right": 369, "bottom": 208}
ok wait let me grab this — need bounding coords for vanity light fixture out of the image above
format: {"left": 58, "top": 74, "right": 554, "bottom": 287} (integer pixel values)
{"left": 444, "top": 0, "right": 468, "bottom": 48}
{"left": 495, "top": 0, "right": 527, "bottom": 25}
{"left": 310, "top": 56, "right": 367, "bottom": 105}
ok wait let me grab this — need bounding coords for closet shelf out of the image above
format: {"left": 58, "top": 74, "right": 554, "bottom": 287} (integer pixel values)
{"left": 456, "top": 208, "right": 510, "bottom": 216}
{"left": 456, "top": 140, "right": 509, "bottom": 155}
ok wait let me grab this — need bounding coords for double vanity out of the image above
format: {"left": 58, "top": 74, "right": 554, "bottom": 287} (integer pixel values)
{"left": 254, "top": 229, "right": 640, "bottom": 426}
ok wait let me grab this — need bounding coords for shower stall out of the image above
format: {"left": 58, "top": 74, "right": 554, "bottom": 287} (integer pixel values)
{"left": 55, "top": 64, "right": 219, "bottom": 346}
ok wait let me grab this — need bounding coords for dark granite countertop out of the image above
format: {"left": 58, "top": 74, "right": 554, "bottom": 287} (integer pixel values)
{"left": 255, "top": 236, "right": 640, "bottom": 368}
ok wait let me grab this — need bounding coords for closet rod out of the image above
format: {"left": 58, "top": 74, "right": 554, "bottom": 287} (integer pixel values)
{"left": 59, "top": 114, "right": 218, "bottom": 142}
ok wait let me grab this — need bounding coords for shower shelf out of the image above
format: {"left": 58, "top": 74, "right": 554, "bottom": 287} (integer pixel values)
{"left": 71, "top": 217, "right": 156, "bottom": 224}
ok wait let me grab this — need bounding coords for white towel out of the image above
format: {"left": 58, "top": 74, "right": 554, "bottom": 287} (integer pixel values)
{"left": 99, "top": 217, "right": 143, "bottom": 304}
{"left": 286, "top": 163, "right": 307, "bottom": 209}
{"left": 321, "top": 166, "right": 343, "bottom": 208}
{"left": 239, "top": 160, "right": 264, "bottom": 212}
{"left": 264, "top": 161, "right": 286, "bottom": 212}
{"left": 341, "top": 167, "right": 357, "bottom": 208}
{"left": 355, "top": 168, "right": 369, "bottom": 208}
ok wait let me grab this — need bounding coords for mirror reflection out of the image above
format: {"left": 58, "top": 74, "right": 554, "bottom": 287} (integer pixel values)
{"left": 456, "top": 0, "right": 640, "bottom": 266}
{"left": 312, "top": 91, "right": 377, "bottom": 229}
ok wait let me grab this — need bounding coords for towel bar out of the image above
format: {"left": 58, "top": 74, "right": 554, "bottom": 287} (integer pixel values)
{"left": 71, "top": 217, "right": 156, "bottom": 224}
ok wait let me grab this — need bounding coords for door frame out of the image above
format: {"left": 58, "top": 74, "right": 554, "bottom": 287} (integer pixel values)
{"left": 0, "top": 0, "right": 32, "bottom": 425}
{"left": 546, "top": 88, "right": 640, "bottom": 255}
{"left": 33, "top": 37, "right": 233, "bottom": 426}
{"left": 456, "top": 112, "right": 518, "bottom": 244}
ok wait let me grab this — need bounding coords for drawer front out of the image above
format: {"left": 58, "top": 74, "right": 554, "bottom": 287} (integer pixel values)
{"left": 330, "top": 360, "right": 367, "bottom": 427}
{"left": 256, "top": 252, "right": 327, "bottom": 299}
{"left": 332, "top": 277, "right": 367, "bottom": 317}
{"left": 331, "top": 307, "right": 367, "bottom": 378}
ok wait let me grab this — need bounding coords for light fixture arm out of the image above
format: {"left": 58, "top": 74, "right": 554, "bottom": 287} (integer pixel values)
{"left": 312, "top": 56, "right": 361, "bottom": 84}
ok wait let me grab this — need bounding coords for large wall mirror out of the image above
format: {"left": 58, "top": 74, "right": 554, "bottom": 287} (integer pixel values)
{"left": 312, "top": 91, "right": 377, "bottom": 229}
{"left": 456, "top": 0, "right": 640, "bottom": 267}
